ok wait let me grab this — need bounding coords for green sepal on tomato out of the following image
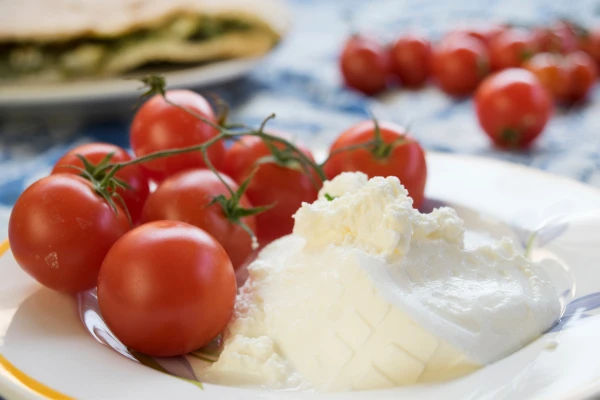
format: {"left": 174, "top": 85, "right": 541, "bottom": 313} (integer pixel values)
{"left": 51, "top": 143, "right": 150, "bottom": 225}
{"left": 141, "top": 169, "right": 258, "bottom": 270}
{"left": 222, "top": 134, "right": 320, "bottom": 244}
{"left": 324, "top": 120, "right": 427, "bottom": 209}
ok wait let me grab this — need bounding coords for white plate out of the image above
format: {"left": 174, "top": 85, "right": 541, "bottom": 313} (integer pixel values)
{"left": 0, "top": 57, "right": 266, "bottom": 107}
{"left": 2, "top": 152, "right": 600, "bottom": 400}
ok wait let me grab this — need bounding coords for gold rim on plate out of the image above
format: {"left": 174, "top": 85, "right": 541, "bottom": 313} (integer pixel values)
{"left": 0, "top": 239, "right": 73, "bottom": 399}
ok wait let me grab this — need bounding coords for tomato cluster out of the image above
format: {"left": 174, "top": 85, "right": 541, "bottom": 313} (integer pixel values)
{"left": 340, "top": 20, "right": 599, "bottom": 148}
{"left": 8, "top": 84, "right": 427, "bottom": 357}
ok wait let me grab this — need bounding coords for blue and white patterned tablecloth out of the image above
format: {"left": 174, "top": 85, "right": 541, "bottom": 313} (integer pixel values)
{"left": 1, "top": 0, "right": 600, "bottom": 235}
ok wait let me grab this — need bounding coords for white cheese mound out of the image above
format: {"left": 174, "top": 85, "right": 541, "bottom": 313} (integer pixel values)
{"left": 194, "top": 172, "right": 561, "bottom": 391}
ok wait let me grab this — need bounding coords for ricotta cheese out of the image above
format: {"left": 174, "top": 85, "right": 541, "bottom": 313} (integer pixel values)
{"left": 193, "top": 172, "right": 561, "bottom": 391}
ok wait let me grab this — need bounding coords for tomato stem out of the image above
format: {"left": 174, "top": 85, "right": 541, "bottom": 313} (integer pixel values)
{"left": 200, "top": 144, "right": 235, "bottom": 198}
{"left": 500, "top": 128, "right": 521, "bottom": 148}
{"left": 320, "top": 115, "right": 412, "bottom": 168}
{"left": 370, "top": 114, "right": 407, "bottom": 160}
{"left": 91, "top": 75, "right": 330, "bottom": 246}
{"left": 370, "top": 116, "right": 395, "bottom": 160}
{"left": 320, "top": 140, "right": 376, "bottom": 165}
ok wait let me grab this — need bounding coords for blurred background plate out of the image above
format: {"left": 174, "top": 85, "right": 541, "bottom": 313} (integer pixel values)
{"left": 0, "top": 57, "right": 266, "bottom": 107}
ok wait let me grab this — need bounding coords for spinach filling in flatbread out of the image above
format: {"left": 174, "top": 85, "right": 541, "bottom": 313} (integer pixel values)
{"left": 0, "top": 13, "right": 280, "bottom": 82}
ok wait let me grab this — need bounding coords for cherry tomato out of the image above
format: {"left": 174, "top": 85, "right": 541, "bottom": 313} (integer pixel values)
{"left": 450, "top": 24, "right": 506, "bottom": 46}
{"left": 323, "top": 121, "right": 427, "bottom": 208}
{"left": 389, "top": 34, "right": 431, "bottom": 88}
{"left": 533, "top": 21, "right": 577, "bottom": 54}
{"left": 340, "top": 35, "right": 390, "bottom": 95}
{"left": 523, "top": 53, "right": 571, "bottom": 102}
{"left": 577, "top": 27, "right": 600, "bottom": 66}
{"left": 431, "top": 34, "right": 489, "bottom": 97}
{"left": 488, "top": 28, "right": 537, "bottom": 71}
{"left": 141, "top": 169, "right": 256, "bottom": 270}
{"left": 565, "top": 51, "right": 598, "bottom": 102}
{"left": 9, "top": 175, "right": 130, "bottom": 293}
{"left": 51, "top": 143, "right": 150, "bottom": 224}
{"left": 222, "top": 135, "right": 319, "bottom": 244}
{"left": 130, "top": 90, "right": 225, "bottom": 182}
{"left": 475, "top": 68, "right": 553, "bottom": 148}
{"left": 98, "top": 220, "right": 236, "bottom": 357}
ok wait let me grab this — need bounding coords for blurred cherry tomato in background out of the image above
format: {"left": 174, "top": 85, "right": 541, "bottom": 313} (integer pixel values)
{"left": 475, "top": 68, "right": 553, "bottom": 148}
{"left": 532, "top": 21, "right": 577, "bottom": 54}
{"left": 565, "top": 51, "right": 598, "bottom": 102}
{"left": 389, "top": 34, "right": 432, "bottom": 88}
{"left": 450, "top": 23, "right": 506, "bottom": 46}
{"left": 523, "top": 53, "right": 571, "bottom": 102}
{"left": 432, "top": 34, "right": 490, "bottom": 97}
{"left": 340, "top": 35, "right": 390, "bottom": 95}
{"left": 489, "top": 28, "right": 537, "bottom": 71}
{"left": 577, "top": 27, "right": 600, "bottom": 67}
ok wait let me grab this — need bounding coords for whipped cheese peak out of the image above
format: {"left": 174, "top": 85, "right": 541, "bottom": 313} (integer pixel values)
{"left": 293, "top": 172, "right": 463, "bottom": 260}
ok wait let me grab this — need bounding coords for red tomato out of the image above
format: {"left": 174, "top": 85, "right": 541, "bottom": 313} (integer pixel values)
{"left": 577, "top": 27, "right": 600, "bottom": 66}
{"left": 141, "top": 169, "right": 256, "bottom": 270}
{"left": 9, "top": 175, "right": 130, "bottom": 293}
{"left": 565, "top": 51, "right": 598, "bottom": 102}
{"left": 130, "top": 90, "right": 225, "bottom": 182}
{"left": 389, "top": 34, "right": 432, "bottom": 88}
{"left": 475, "top": 68, "right": 553, "bottom": 148}
{"left": 51, "top": 143, "right": 150, "bottom": 224}
{"left": 323, "top": 121, "right": 427, "bottom": 208}
{"left": 533, "top": 21, "right": 577, "bottom": 54}
{"left": 222, "top": 135, "right": 319, "bottom": 244}
{"left": 98, "top": 221, "right": 236, "bottom": 357}
{"left": 431, "top": 34, "right": 489, "bottom": 97}
{"left": 340, "top": 35, "right": 390, "bottom": 95}
{"left": 523, "top": 53, "right": 571, "bottom": 102}
{"left": 488, "top": 28, "right": 537, "bottom": 71}
{"left": 450, "top": 24, "right": 506, "bottom": 46}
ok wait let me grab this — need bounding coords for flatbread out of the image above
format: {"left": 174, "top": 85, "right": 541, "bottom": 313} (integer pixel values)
{"left": 0, "top": 0, "right": 288, "bottom": 82}
{"left": 103, "top": 31, "right": 275, "bottom": 75}
{"left": 0, "top": 0, "right": 288, "bottom": 41}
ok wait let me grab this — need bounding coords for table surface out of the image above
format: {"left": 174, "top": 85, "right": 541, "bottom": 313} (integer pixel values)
{"left": 1, "top": 0, "right": 600, "bottom": 234}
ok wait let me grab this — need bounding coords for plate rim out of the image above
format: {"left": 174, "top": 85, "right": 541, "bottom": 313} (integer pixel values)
{"left": 0, "top": 352, "right": 73, "bottom": 400}
{"left": 0, "top": 239, "right": 77, "bottom": 400}
{"left": 428, "top": 152, "right": 600, "bottom": 198}
{"left": 0, "top": 57, "right": 265, "bottom": 107}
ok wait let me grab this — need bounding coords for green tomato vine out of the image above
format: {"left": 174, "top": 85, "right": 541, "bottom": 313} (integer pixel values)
{"left": 77, "top": 75, "right": 411, "bottom": 247}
